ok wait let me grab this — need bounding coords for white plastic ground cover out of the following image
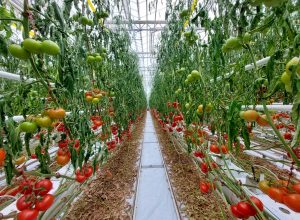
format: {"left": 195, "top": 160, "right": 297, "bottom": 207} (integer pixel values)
{"left": 134, "top": 113, "right": 179, "bottom": 220}
{"left": 167, "top": 126, "right": 300, "bottom": 219}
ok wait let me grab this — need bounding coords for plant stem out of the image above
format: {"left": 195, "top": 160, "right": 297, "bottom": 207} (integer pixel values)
{"left": 0, "top": 18, "right": 23, "bottom": 23}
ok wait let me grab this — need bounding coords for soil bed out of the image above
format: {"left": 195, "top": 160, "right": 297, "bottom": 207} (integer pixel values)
{"left": 65, "top": 115, "right": 145, "bottom": 220}
{"left": 152, "top": 114, "right": 230, "bottom": 220}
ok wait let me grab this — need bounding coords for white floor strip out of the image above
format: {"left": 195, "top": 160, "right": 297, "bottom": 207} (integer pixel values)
{"left": 134, "top": 112, "right": 180, "bottom": 220}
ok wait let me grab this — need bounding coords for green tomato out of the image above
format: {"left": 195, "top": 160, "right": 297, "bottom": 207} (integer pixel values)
{"left": 35, "top": 116, "right": 52, "bottom": 128}
{"left": 286, "top": 57, "right": 300, "bottom": 75}
{"left": 80, "top": 16, "right": 89, "bottom": 25}
{"left": 87, "top": 56, "right": 95, "bottom": 63}
{"left": 187, "top": 74, "right": 194, "bottom": 82}
{"left": 222, "top": 37, "right": 242, "bottom": 52}
{"left": 41, "top": 40, "right": 60, "bottom": 55}
{"left": 8, "top": 44, "right": 30, "bottom": 60}
{"left": 281, "top": 72, "right": 291, "bottom": 84}
{"left": 92, "top": 98, "right": 100, "bottom": 104}
{"left": 285, "top": 82, "right": 292, "bottom": 93}
{"left": 99, "top": 11, "right": 109, "bottom": 18}
{"left": 206, "top": 103, "right": 213, "bottom": 113}
{"left": 20, "top": 122, "right": 37, "bottom": 133}
{"left": 72, "top": 14, "right": 79, "bottom": 21}
{"left": 185, "top": 103, "right": 190, "bottom": 109}
{"left": 95, "top": 56, "right": 102, "bottom": 62}
{"left": 101, "top": 48, "right": 107, "bottom": 53}
{"left": 184, "top": 31, "right": 192, "bottom": 38}
{"left": 23, "top": 38, "right": 42, "bottom": 54}
{"left": 175, "top": 88, "right": 181, "bottom": 94}
{"left": 191, "top": 70, "right": 201, "bottom": 80}
{"left": 87, "top": 19, "right": 93, "bottom": 26}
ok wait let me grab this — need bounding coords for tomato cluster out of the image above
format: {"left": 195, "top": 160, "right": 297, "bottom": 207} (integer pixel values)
{"left": 258, "top": 179, "right": 300, "bottom": 212}
{"left": 209, "top": 144, "right": 228, "bottom": 154}
{"left": 85, "top": 88, "right": 106, "bottom": 104}
{"left": 75, "top": 164, "right": 94, "bottom": 183}
{"left": 9, "top": 39, "right": 60, "bottom": 60}
{"left": 15, "top": 178, "right": 54, "bottom": 220}
{"left": 230, "top": 196, "right": 263, "bottom": 219}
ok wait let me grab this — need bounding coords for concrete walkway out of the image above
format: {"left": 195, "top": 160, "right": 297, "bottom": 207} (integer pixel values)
{"left": 134, "top": 112, "right": 179, "bottom": 220}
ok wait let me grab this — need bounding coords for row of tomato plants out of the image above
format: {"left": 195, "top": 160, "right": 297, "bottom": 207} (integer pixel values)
{"left": 152, "top": 106, "right": 300, "bottom": 219}
{"left": 149, "top": 1, "right": 299, "bottom": 218}
{"left": 0, "top": 0, "right": 146, "bottom": 219}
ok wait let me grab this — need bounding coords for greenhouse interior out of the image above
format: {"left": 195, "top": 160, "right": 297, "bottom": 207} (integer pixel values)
{"left": 0, "top": 0, "right": 300, "bottom": 219}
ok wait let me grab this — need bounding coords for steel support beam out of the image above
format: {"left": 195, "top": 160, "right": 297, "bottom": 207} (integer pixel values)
{"left": 105, "top": 20, "right": 167, "bottom": 25}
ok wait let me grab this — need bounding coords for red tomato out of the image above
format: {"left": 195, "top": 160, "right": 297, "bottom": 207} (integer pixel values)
{"left": 237, "top": 201, "right": 257, "bottom": 217}
{"left": 283, "top": 132, "right": 292, "bottom": 140}
{"left": 73, "top": 139, "right": 80, "bottom": 147}
{"left": 85, "top": 91, "right": 92, "bottom": 96}
{"left": 58, "top": 139, "right": 69, "bottom": 148}
{"left": 250, "top": 196, "right": 264, "bottom": 211}
{"left": 18, "top": 179, "right": 35, "bottom": 195}
{"left": 84, "top": 165, "right": 94, "bottom": 178}
{"left": 210, "top": 162, "right": 218, "bottom": 169}
{"left": 210, "top": 144, "right": 220, "bottom": 154}
{"left": 221, "top": 145, "right": 228, "bottom": 154}
{"left": 17, "top": 209, "right": 39, "bottom": 220}
{"left": 199, "top": 182, "right": 210, "bottom": 193}
{"left": 276, "top": 123, "right": 285, "bottom": 129}
{"left": 283, "top": 194, "right": 300, "bottom": 212}
{"left": 200, "top": 162, "right": 209, "bottom": 173}
{"left": 287, "top": 147, "right": 300, "bottom": 159}
{"left": 194, "top": 151, "right": 205, "bottom": 158}
{"left": 16, "top": 195, "right": 34, "bottom": 211}
{"left": 34, "top": 179, "right": 53, "bottom": 195}
{"left": 0, "top": 148, "right": 6, "bottom": 162}
{"left": 176, "top": 127, "right": 183, "bottom": 132}
{"left": 35, "top": 194, "right": 54, "bottom": 211}
{"left": 56, "top": 155, "right": 70, "bottom": 166}
{"left": 292, "top": 183, "right": 300, "bottom": 193}
{"left": 287, "top": 124, "right": 295, "bottom": 132}
{"left": 76, "top": 170, "right": 87, "bottom": 183}
{"left": 57, "top": 148, "right": 71, "bottom": 157}
{"left": 268, "top": 187, "right": 287, "bottom": 203}
{"left": 31, "top": 154, "right": 37, "bottom": 159}
{"left": 5, "top": 186, "right": 20, "bottom": 196}
{"left": 231, "top": 204, "right": 248, "bottom": 219}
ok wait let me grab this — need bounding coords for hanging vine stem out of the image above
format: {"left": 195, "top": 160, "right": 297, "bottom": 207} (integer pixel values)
{"left": 245, "top": 44, "right": 258, "bottom": 71}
